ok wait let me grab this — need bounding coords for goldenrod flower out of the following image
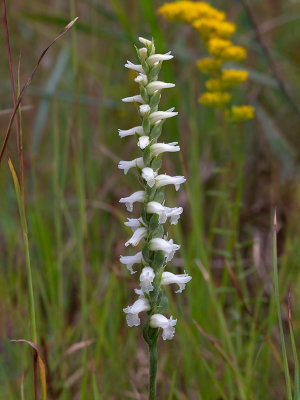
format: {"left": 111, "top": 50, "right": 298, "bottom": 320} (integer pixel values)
{"left": 205, "top": 70, "right": 248, "bottom": 91}
{"left": 192, "top": 19, "right": 236, "bottom": 41}
{"left": 207, "top": 38, "right": 231, "bottom": 57}
{"left": 220, "top": 46, "right": 247, "bottom": 62}
{"left": 197, "top": 58, "right": 222, "bottom": 74}
{"left": 226, "top": 105, "right": 255, "bottom": 122}
{"left": 205, "top": 78, "right": 227, "bottom": 91}
{"left": 199, "top": 92, "right": 232, "bottom": 107}
{"left": 221, "top": 69, "right": 248, "bottom": 84}
{"left": 158, "top": 1, "right": 225, "bottom": 24}
{"left": 159, "top": 1, "right": 253, "bottom": 120}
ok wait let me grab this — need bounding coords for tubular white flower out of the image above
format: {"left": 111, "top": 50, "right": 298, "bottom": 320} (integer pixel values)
{"left": 134, "top": 288, "right": 145, "bottom": 298}
{"left": 149, "top": 111, "right": 178, "bottom": 124}
{"left": 146, "top": 81, "right": 175, "bottom": 94}
{"left": 125, "top": 227, "right": 147, "bottom": 247}
{"left": 146, "top": 201, "right": 167, "bottom": 224}
{"left": 161, "top": 271, "right": 192, "bottom": 293}
{"left": 120, "top": 251, "right": 143, "bottom": 274}
{"left": 135, "top": 73, "right": 148, "bottom": 85}
{"left": 150, "top": 314, "right": 177, "bottom": 340}
{"left": 150, "top": 142, "right": 180, "bottom": 157}
{"left": 123, "top": 297, "right": 150, "bottom": 327}
{"left": 140, "top": 104, "right": 151, "bottom": 116}
{"left": 147, "top": 52, "right": 173, "bottom": 66}
{"left": 124, "top": 217, "right": 144, "bottom": 232}
{"left": 142, "top": 167, "right": 157, "bottom": 188}
{"left": 118, "top": 126, "right": 144, "bottom": 138}
{"left": 122, "top": 95, "right": 144, "bottom": 104}
{"left": 119, "top": 190, "right": 146, "bottom": 212}
{"left": 156, "top": 174, "right": 186, "bottom": 191}
{"left": 164, "top": 206, "right": 183, "bottom": 225}
{"left": 125, "top": 60, "right": 144, "bottom": 73}
{"left": 150, "top": 238, "right": 180, "bottom": 262}
{"left": 139, "top": 47, "right": 147, "bottom": 59}
{"left": 139, "top": 36, "right": 153, "bottom": 46}
{"left": 137, "top": 136, "right": 150, "bottom": 149}
{"left": 140, "top": 267, "right": 155, "bottom": 293}
{"left": 118, "top": 157, "right": 144, "bottom": 174}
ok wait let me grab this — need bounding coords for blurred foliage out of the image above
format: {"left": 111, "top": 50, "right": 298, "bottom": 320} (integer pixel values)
{"left": 0, "top": 0, "right": 299, "bottom": 399}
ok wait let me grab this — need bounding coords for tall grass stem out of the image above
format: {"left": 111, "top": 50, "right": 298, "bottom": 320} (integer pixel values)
{"left": 273, "top": 210, "right": 292, "bottom": 400}
{"left": 8, "top": 159, "right": 37, "bottom": 344}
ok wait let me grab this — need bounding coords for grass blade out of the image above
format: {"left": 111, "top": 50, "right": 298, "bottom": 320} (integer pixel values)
{"left": 273, "top": 210, "right": 293, "bottom": 400}
{"left": 0, "top": 17, "right": 78, "bottom": 165}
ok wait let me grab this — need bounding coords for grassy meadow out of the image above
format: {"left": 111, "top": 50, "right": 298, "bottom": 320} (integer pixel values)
{"left": 0, "top": 0, "right": 300, "bottom": 399}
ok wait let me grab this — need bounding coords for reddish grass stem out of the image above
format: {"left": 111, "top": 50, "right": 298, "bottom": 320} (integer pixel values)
{"left": 3, "top": 0, "right": 24, "bottom": 200}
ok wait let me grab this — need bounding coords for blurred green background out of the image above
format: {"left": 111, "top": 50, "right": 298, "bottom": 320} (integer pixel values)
{"left": 0, "top": 0, "right": 299, "bottom": 399}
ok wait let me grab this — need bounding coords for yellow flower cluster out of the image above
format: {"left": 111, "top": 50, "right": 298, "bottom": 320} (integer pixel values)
{"left": 158, "top": 1, "right": 225, "bottom": 24}
{"left": 193, "top": 19, "right": 236, "bottom": 41}
{"left": 199, "top": 92, "right": 232, "bottom": 108}
{"left": 158, "top": 1, "right": 254, "bottom": 121}
{"left": 226, "top": 105, "right": 255, "bottom": 122}
{"left": 205, "top": 70, "right": 248, "bottom": 91}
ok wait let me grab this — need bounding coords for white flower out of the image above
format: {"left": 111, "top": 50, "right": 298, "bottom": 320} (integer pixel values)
{"left": 146, "top": 81, "right": 175, "bottom": 94}
{"left": 139, "top": 37, "right": 152, "bottom": 47}
{"left": 139, "top": 47, "right": 147, "bottom": 59}
{"left": 146, "top": 201, "right": 167, "bottom": 223}
{"left": 140, "top": 267, "right": 155, "bottom": 293}
{"left": 125, "top": 227, "right": 147, "bottom": 247}
{"left": 149, "top": 111, "right": 178, "bottom": 124}
{"left": 150, "top": 142, "right": 180, "bottom": 157}
{"left": 156, "top": 174, "right": 186, "bottom": 191}
{"left": 120, "top": 251, "right": 143, "bottom": 274}
{"left": 150, "top": 314, "right": 177, "bottom": 340}
{"left": 142, "top": 167, "right": 157, "bottom": 188}
{"left": 164, "top": 206, "right": 183, "bottom": 225}
{"left": 125, "top": 60, "right": 144, "bottom": 73}
{"left": 123, "top": 297, "right": 150, "bottom": 327}
{"left": 134, "top": 287, "right": 145, "bottom": 298}
{"left": 118, "top": 126, "right": 144, "bottom": 138}
{"left": 124, "top": 217, "right": 144, "bottom": 232}
{"left": 118, "top": 157, "right": 144, "bottom": 174}
{"left": 119, "top": 190, "right": 146, "bottom": 212}
{"left": 147, "top": 52, "right": 173, "bottom": 66}
{"left": 161, "top": 271, "right": 192, "bottom": 293}
{"left": 140, "top": 104, "right": 151, "bottom": 116}
{"left": 150, "top": 238, "right": 180, "bottom": 262}
{"left": 135, "top": 74, "right": 148, "bottom": 85}
{"left": 137, "top": 136, "right": 150, "bottom": 149}
{"left": 122, "top": 95, "right": 144, "bottom": 104}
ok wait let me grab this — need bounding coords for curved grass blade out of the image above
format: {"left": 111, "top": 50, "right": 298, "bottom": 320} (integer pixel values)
{"left": 0, "top": 17, "right": 79, "bottom": 165}
{"left": 11, "top": 339, "right": 47, "bottom": 400}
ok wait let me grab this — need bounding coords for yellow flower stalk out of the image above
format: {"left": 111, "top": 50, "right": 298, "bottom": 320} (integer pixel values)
{"left": 199, "top": 92, "right": 232, "bottom": 108}
{"left": 221, "top": 70, "right": 248, "bottom": 85}
{"left": 218, "top": 45, "right": 247, "bottom": 62}
{"left": 226, "top": 105, "right": 255, "bottom": 122}
{"left": 158, "top": 1, "right": 254, "bottom": 122}
{"left": 205, "top": 70, "right": 248, "bottom": 91}
{"left": 192, "top": 19, "right": 236, "bottom": 41}
{"left": 207, "top": 38, "right": 232, "bottom": 57}
{"left": 158, "top": 1, "right": 225, "bottom": 24}
{"left": 196, "top": 58, "right": 222, "bottom": 74}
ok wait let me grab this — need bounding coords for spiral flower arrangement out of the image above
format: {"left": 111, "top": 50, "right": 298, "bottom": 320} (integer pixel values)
{"left": 118, "top": 37, "right": 191, "bottom": 399}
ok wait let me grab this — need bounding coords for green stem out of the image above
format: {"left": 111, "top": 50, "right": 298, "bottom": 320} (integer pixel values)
{"left": 149, "top": 340, "right": 158, "bottom": 400}
{"left": 273, "top": 211, "right": 293, "bottom": 400}
{"left": 8, "top": 159, "right": 37, "bottom": 344}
